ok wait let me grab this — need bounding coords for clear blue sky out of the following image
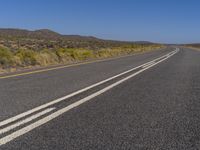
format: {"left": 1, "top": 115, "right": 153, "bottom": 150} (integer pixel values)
{"left": 0, "top": 0, "right": 199, "bottom": 43}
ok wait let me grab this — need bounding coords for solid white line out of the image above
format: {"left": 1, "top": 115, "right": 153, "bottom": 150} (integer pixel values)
{"left": 142, "top": 61, "right": 156, "bottom": 68}
{"left": 0, "top": 50, "right": 175, "bottom": 128}
{"left": 0, "top": 49, "right": 178, "bottom": 146}
{"left": 0, "top": 108, "right": 55, "bottom": 135}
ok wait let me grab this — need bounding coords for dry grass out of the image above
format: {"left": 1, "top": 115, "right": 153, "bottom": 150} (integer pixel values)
{"left": 0, "top": 44, "right": 164, "bottom": 73}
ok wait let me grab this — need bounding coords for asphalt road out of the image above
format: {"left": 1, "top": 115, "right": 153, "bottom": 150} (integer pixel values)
{"left": 0, "top": 47, "right": 200, "bottom": 149}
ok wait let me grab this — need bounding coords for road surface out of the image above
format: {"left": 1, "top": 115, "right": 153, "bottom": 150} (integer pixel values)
{"left": 0, "top": 47, "right": 200, "bottom": 150}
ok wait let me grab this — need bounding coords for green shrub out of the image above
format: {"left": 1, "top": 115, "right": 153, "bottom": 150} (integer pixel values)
{"left": 16, "top": 49, "right": 37, "bottom": 66}
{"left": 35, "top": 49, "right": 59, "bottom": 66}
{"left": 0, "top": 47, "right": 14, "bottom": 67}
{"left": 72, "top": 49, "right": 94, "bottom": 60}
{"left": 55, "top": 48, "right": 75, "bottom": 62}
{"left": 56, "top": 48, "right": 94, "bottom": 62}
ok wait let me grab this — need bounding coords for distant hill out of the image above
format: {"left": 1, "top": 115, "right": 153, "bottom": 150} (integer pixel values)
{"left": 0, "top": 28, "right": 98, "bottom": 41}
{"left": 0, "top": 28, "right": 154, "bottom": 43}
{"left": 0, "top": 28, "right": 155, "bottom": 51}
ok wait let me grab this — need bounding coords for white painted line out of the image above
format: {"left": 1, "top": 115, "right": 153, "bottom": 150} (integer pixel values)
{"left": 0, "top": 108, "right": 55, "bottom": 135}
{"left": 0, "top": 50, "right": 176, "bottom": 128}
{"left": 0, "top": 49, "right": 179, "bottom": 146}
{"left": 142, "top": 61, "right": 156, "bottom": 68}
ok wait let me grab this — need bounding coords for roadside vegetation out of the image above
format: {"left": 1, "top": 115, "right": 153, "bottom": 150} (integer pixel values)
{"left": 0, "top": 44, "right": 163, "bottom": 73}
{"left": 184, "top": 44, "right": 200, "bottom": 50}
{"left": 0, "top": 29, "right": 164, "bottom": 73}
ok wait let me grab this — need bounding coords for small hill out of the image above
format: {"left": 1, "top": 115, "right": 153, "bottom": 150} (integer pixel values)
{"left": 0, "top": 28, "right": 156, "bottom": 51}
{"left": 0, "top": 28, "right": 62, "bottom": 40}
{"left": 0, "top": 28, "right": 100, "bottom": 41}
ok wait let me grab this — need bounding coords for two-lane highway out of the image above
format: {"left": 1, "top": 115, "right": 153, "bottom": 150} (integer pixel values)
{"left": 0, "top": 48, "right": 172, "bottom": 121}
{"left": 1, "top": 47, "right": 200, "bottom": 150}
